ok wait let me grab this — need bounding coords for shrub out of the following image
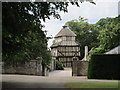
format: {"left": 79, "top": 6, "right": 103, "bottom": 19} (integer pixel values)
{"left": 56, "top": 61, "right": 64, "bottom": 70}
{"left": 91, "top": 47, "right": 105, "bottom": 54}
{"left": 88, "top": 54, "right": 120, "bottom": 80}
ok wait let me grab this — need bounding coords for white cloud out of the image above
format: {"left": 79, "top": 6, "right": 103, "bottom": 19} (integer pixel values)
{"left": 82, "top": 1, "right": 118, "bottom": 23}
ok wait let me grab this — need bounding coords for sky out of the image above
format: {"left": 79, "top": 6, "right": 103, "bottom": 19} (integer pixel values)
{"left": 42, "top": 0, "right": 119, "bottom": 48}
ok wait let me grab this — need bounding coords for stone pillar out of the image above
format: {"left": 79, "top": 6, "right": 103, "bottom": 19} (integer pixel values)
{"left": 72, "top": 57, "right": 78, "bottom": 76}
{"left": 36, "top": 57, "right": 42, "bottom": 76}
{"left": 77, "top": 61, "right": 88, "bottom": 76}
{"left": 44, "top": 68, "right": 48, "bottom": 76}
{"left": 49, "top": 58, "right": 55, "bottom": 71}
{"left": 82, "top": 46, "right": 88, "bottom": 61}
{"left": 36, "top": 60, "right": 42, "bottom": 76}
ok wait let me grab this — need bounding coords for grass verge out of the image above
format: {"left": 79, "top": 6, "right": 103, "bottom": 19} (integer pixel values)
{"left": 65, "top": 82, "right": 119, "bottom": 88}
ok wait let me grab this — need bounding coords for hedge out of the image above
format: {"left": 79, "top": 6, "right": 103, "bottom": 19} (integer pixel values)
{"left": 56, "top": 61, "right": 64, "bottom": 70}
{"left": 88, "top": 54, "right": 120, "bottom": 80}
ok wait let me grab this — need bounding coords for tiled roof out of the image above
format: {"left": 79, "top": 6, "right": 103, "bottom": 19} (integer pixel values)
{"left": 55, "top": 26, "right": 76, "bottom": 38}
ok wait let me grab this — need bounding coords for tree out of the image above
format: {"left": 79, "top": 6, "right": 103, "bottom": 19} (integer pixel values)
{"left": 66, "top": 15, "right": 120, "bottom": 55}
{"left": 2, "top": 1, "right": 94, "bottom": 65}
{"left": 96, "top": 15, "right": 120, "bottom": 53}
{"left": 2, "top": 2, "right": 86, "bottom": 65}
{"left": 65, "top": 17, "right": 100, "bottom": 58}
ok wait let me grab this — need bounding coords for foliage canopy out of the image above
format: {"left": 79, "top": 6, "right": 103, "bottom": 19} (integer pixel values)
{"left": 2, "top": 2, "right": 84, "bottom": 66}
{"left": 65, "top": 17, "right": 100, "bottom": 57}
{"left": 65, "top": 15, "right": 120, "bottom": 56}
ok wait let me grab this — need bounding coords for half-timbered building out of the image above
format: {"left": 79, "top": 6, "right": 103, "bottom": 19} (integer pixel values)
{"left": 50, "top": 25, "right": 80, "bottom": 67}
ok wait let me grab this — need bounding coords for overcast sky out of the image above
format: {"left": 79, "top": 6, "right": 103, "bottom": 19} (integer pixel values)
{"left": 42, "top": 0, "right": 119, "bottom": 48}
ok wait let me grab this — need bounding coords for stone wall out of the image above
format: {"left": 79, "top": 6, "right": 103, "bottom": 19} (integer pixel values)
{"left": 2, "top": 60, "right": 48, "bottom": 76}
{"left": 77, "top": 61, "right": 88, "bottom": 76}
{"left": 72, "top": 60, "right": 88, "bottom": 76}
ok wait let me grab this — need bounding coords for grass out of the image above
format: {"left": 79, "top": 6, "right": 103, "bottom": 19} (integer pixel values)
{"left": 65, "top": 82, "right": 119, "bottom": 88}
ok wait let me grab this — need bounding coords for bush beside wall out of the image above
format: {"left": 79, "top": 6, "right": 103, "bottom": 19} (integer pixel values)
{"left": 88, "top": 54, "right": 120, "bottom": 80}
{"left": 56, "top": 61, "right": 64, "bottom": 70}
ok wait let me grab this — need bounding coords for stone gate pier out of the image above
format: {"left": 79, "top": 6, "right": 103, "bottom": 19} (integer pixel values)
{"left": 72, "top": 60, "right": 88, "bottom": 76}
{"left": 72, "top": 46, "right": 89, "bottom": 76}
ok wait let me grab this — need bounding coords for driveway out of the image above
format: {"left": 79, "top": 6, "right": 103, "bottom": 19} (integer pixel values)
{"left": 48, "top": 68, "right": 72, "bottom": 77}
{"left": 2, "top": 68, "right": 118, "bottom": 89}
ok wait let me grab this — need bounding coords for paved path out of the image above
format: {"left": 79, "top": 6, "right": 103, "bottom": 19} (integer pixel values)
{"left": 2, "top": 68, "right": 118, "bottom": 89}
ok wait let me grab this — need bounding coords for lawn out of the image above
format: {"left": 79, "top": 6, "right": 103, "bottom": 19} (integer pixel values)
{"left": 65, "top": 82, "right": 119, "bottom": 88}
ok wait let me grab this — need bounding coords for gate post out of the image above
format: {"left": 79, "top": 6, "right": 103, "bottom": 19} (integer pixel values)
{"left": 72, "top": 57, "right": 78, "bottom": 76}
